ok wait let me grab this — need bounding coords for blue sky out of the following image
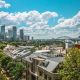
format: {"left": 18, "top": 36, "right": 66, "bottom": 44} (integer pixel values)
{"left": 0, "top": 0, "right": 80, "bottom": 39}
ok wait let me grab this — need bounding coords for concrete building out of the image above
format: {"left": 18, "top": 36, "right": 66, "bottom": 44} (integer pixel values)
{"left": 24, "top": 35, "right": 27, "bottom": 41}
{"left": 0, "top": 25, "right": 5, "bottom": 40}
{"left": 22, "top": 52, "right": 65, "bottom": 80}
{"left": 20, "top": 29, "right": 24, "bottom": 40}
{"left": 5, "top": 32, "right": 8, "bottom": 39}
{"left": 65, "top": 40, "right": 73, "bottom": 49}
{"left": 8, "top": 28, "right": 13, "bottom": 39}
{"left": 13, "top": 26, "right": 17, "bottom": 40}
{"left": 27, "top": 36, "right": 30, "bottom": 41}
{"left": 32, "top": 37, "right": 33, "bottom": 41}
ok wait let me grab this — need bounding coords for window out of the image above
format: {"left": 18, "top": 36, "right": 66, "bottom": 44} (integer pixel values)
{"left": 44, "top": 74, "right": 47, "bottom": 80}
{"left": 23, "top": 75, "right": 26, "bottom": 78}
{"left": 39, "top": 71, "right": 42, "bottom": 76}
{"left": 49, "top": 77, "right": 52, "bottom": 80}
{"left": 43, "top": 63, "right": 45, "bottom": 66}
{"left": 28, "top": 65, "right": 29, "bottom": 68}
{"left": 37, "top": 61, "right": 38, "bottom": 65}
{"left": 28, "top": 71, "right": 29, "bottom": 75}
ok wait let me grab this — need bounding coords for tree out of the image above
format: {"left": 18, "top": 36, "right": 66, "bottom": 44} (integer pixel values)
{"left": 1, "top": 56, "right": 10, "bottom": 66}
{"left": 9, "top": 42, "right": 19, "bottom": 47}
{"left": 29, "top": 46, "right": 36, "bottom": 52}
{"left": 0, "top": 52, "right": 10, "bottom": 66}
{"left": 57, "top": 48, "right": 80, "bottom": 80}
{"left": 0, "top": 44, "right": 6, "bottom": 50}
{"left": 0, "top": 52, "right": 5, "bottom": 58}
{"left": 0, "top": 68, "right": 8, "bottom": 80}
{"left": 6, "top": 62, "right": 16, "bottom": 70}
{"left": 0, "top": 62, "right": 7, "bottom": 80}
{"left": 6, "top": 62, "right": 26, "bottom": 80}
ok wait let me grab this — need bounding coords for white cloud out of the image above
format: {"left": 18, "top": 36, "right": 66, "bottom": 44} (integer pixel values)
{"left": 54, "top": 11, "right": 80, "bottom": 36}
{"left": 1, "top": 9, "right": 80, "bottom": 39}
{"left": 41, "top": 11, "right": 58, "bottom": 23}
{"left": 58, "top": 17, "right": 65, "bottom": 23}
{"left": 0, "top": 11, "right": 58, "bottom": 26}
{"left": 0, "top": 0, "right": 11, "bottom": 8}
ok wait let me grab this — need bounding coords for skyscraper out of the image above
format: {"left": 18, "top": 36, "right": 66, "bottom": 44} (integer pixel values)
{"left": 5, "top": 32, "right": 8, "bottom": 39}
{"left": 13, "top": 26, "right": 17, "bottom": 39}
{"left": 8, "top": 28, "right": 13, "bottom": 38}
{"left": 24, "top": 35, "right": 27, "bottom": 41}
{"left": 32, "top": 37, "right": 33, "bottom": 40}
{"left": 27, "top": 36, "right": 30, "bottom": 41}
{"left": 20, "top": 29, "right": 24, "bottom": 40}
{"left": 0, "top": 25, "right": 5, "bottom": 40}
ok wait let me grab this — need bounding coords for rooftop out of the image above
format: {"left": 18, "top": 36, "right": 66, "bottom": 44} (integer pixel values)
{"left": 34, "top": 57, "right": 45, "bottom": 60}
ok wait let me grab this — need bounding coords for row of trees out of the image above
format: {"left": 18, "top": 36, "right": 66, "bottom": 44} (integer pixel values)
{"left": 3, "top": 40, "right": 65, "bottom": 48}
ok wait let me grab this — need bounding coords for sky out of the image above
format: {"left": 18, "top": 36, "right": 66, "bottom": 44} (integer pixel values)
{"left": 0, "top": 0, "right": 80, "bottom": 39}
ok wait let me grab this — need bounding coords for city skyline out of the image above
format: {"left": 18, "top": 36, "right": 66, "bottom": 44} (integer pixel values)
{"left": 0, "top": 0, "right": 80, "bottom": 39}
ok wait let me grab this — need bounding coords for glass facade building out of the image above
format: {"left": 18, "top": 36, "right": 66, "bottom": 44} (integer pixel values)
{"left": 13, "top": 26, "right": 17, "bottom": 39}
{"left": 0, "top": 25, "right": 5, "bottom": 40}
{"left": 20, "top": 29, "right": 24, "bottom": 40}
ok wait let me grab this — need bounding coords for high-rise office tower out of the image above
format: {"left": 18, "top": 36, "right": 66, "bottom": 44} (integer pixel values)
{"left": 27, "top": 36, "right": 30, "bottom": 41}
{"left": 24, "top": 35, "right": 27, "bottom": 41}
{"left": 32, "top": 37, "right": 33, "bottom": 40}
{"left": 5, "top": 32, "right": 8, "bottom": 39}
{"left": 20, "top": 29, "right": 24, "bottom": 40}
{"left": 13, "top": 26, "right": 17, "bottom": 39}
{"left": 8, "top": 28, "right": 13, "bottom": 38}
{"left": 0, "top": 25, "right": 5, "bottom": 40}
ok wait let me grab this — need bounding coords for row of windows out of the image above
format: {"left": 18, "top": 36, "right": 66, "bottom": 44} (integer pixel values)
{"left": 39, "top": 71, "right": 52, "bottom": 80}
{"left": 45, "top": 74, "right": 52, "bottom": 80}
{"left": 33, "top": 59, "right": 39, "bottom": 65}
{"left": 22, "top": 61, "right": 30, "bottom": 68}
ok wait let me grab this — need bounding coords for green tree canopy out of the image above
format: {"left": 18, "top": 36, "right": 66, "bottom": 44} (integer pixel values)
{"left": 0, "top": 56, "right": 10, "bottom": 66}
{"left": 29, "top": 46, "right": 37, "bottom": 52}
{"left": 9, "top": 42, "right": 19, "bottom": 47}
{"left": 0, "top": 63, "right": 7, "bottom": 80}
{"left": 0, "top": 67, "right": 8, "bottom": 80}
{"left": 0, "top": 44, "right": 6, "bottom": 50}
{"left": 0, "top": 52, "right": 10, "bottom": 66}
{"left": 6, "top": 62, "right": 26, "bottom": 80}
{"left": 57, "top": 48, "right": 80, "bottom": 80}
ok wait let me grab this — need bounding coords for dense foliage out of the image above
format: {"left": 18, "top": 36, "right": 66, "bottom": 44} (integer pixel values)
{"left": 29, "top": 46, "right": 37, "bottom": 52}
{"left": 57, "top": 48, "right": 80, "bottom": 80}
{"left": 0, "top": 50, "right": 9, "bottom": 80}
{"left": 0, "top": 52, "right": 10, "bottom": 66}
{"left": 0, "top": 67, "right": 7, "bottom": 80}
{"left": 9, "top": 42, "right": 19, "bottom": 47}
{"left": 6, "top": 62, "right": 26, "bottom": 80}
{"left": 0, "top": 44, "right": 6, "bottom": 49}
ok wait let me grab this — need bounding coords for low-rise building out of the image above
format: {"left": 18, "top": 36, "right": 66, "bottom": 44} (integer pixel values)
{"left": 22, "top": 52, "right": 65, "bottom": 80}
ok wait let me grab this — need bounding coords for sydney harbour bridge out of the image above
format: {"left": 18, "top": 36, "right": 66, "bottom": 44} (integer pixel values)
{"left": 54, "top": 36, "right": 80, "bottom": 42}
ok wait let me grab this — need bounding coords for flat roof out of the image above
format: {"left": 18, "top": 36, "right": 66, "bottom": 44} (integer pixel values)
{"left": 34, "top": 57, "right": 45, "bottom": 60}
{"left": 35, "top": 50, "right": 50, "bottom": 53}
